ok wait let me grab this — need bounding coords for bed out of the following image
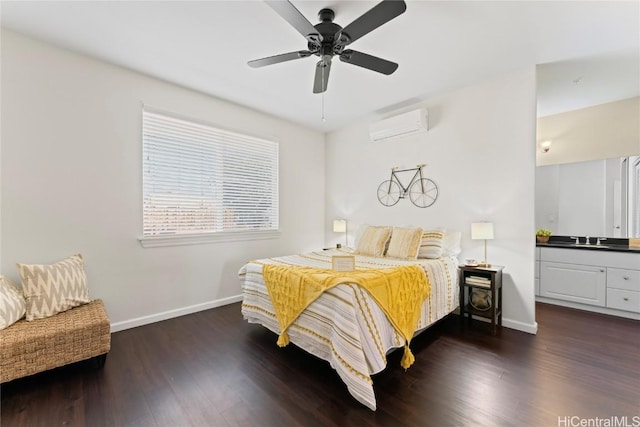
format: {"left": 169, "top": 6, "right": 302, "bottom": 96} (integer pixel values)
{"left": 239, "top": 226, "right": 460, "bottom": 411}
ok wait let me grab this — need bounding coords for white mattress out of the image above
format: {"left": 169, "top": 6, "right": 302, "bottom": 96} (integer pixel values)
{"left": 238, "top": 248, "right": 459, "bottom": 411}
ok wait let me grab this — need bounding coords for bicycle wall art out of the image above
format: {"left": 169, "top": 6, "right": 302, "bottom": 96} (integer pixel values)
{"left": 377, "top": 164, "right": 438, "bottom": 208}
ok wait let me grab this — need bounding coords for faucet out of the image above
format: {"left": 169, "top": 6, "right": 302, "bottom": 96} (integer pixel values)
{"left": 597, "top": 237, "right": 607, "bottom": 246}
{"left": 570, "top": 236, "right": 580, "bottom": 244}
{"left": 585, "top": 236, "right": 591, "bottom": 245}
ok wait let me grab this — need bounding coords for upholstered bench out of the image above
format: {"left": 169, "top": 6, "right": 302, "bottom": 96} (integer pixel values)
{"left": 0, "top": 299, "right": 111, "bottom": 383}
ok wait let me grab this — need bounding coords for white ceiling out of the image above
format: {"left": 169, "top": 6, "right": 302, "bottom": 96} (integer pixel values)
{"left": 2, "top": 1, "right": 639, "bottom": 131}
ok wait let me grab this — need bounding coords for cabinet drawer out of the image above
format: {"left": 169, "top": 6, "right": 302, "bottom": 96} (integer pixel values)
{"left": 607, "top": 288, "right": 640, "bottom": 313}
{"left": 607, "top": 268, "right": 640, "bottom": 291}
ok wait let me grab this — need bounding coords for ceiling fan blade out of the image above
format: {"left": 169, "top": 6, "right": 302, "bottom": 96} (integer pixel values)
{"left": 339, "top": 50, "right": 398, "bottom": 75}
{"left": 313, "top": 57, "right": 332, "bottom": 94}
{"left": 248, "top": 51, "right": 312, "bottom": 68}
{"left": 265, "top": 1, "right": 323, "bottom": 44}
{"left": 338, "top": 0, "right": 406, "bottom": 46}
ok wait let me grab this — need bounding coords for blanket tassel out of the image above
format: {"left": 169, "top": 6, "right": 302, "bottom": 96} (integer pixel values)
{"left": 401, "top": 345, "right": 415, "bottom": 370}
{"left": 277, "top": 331, "right": 290, "bottom": 347}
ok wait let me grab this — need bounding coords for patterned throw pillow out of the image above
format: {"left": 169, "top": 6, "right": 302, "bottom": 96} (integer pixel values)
{"left": 0, "top": 275, "right": 26, "bottom": 330}
{"left": 17, "top": 254, "right": 90, "bottom": 321}
{"left": 355, "top": 226, "right": 392, "bottom": 257}
{"left": 386, "top": 227, "right": 424, "bottom": 260}
{"left": 417, "top": 229, "right": 445, "bottom": 259}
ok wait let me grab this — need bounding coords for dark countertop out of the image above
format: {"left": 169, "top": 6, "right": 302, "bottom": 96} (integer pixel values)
{"left": 536, "top": 236, "right": 640, "bottom": 253}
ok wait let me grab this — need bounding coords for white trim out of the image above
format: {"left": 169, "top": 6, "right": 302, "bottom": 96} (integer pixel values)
{"left": 536, "top": 296, "right": 640, "bottom": 320}
{"left": 110, "top": 294, "right": 243, "bottom": 332}
{"left": 138, "top": 230, "right": 281, "bottom": 248}
{"left": 502, "top": 317, "right": 538, "bottom": 334}
{"left": 463, "top": 313, "right": 538, "bottom": 334}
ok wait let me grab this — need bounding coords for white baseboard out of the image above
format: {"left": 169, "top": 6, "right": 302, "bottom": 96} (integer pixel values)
{"left": 502, "top": 317, "right": 538, "bottom": 334}
{"left": 536, "top": 296, "right": 640, "bottom": 321}
{"left": 110, "top": 294, "right": 243, "bottom": 333}
{"left": 465, "top": 313, "right": 538, "bottom": 335}
{"left": 108, "top": 295, "right": 540, "bottom": 335}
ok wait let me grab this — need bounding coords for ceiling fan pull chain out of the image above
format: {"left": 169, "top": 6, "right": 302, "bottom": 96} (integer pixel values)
{"left": 321, "top": 66, "right": 326, "bottom": 122}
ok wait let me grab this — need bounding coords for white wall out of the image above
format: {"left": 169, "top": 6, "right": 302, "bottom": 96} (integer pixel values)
{"left": 1, "top": 30, "right": 326, "bottom": 330}
{"left": 537, "top": 97, "right": 640, "bottom": 166}
{"left": 325, "top": 68, "right": 538, "bottom": 334}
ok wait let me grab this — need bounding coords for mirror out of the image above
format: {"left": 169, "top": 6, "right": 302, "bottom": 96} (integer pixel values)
{"left": 535, "top": 52, "right": 639, "bottom": 239}
{"left": 536, "top": 156, "right": 640, "bottom": 238}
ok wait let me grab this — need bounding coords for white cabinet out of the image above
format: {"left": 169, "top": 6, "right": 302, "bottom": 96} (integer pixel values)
{"left": 538, "top": 247, "right": 640, "bottom": 317}
{"left": 606, "top": 268, "right": 640, "bottom": 291}
{"left": 535, "top": 247, "right": 540, "bottom": 296}
{"left": 607, "top": 288, "right": 640, "bottom": 312}
{"left": 606, "top": 268, "right": 640, "bottom": 313}
{"left": 540, "top": 262, "right": 606, "bottom": 306}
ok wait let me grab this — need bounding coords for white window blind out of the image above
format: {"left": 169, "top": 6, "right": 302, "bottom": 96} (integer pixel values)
{"left": 142, "top": 108, "right": 279, "bottom": 238}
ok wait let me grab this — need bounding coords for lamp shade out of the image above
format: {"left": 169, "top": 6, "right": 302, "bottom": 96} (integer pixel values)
{"left": 471, "top": 222, "right": 494, "bottom": 240}
{"left": 333, "top": 219, "right": 347, "bottom": 233}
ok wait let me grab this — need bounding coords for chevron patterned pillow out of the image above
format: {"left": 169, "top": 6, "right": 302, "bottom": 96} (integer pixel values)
{"left": 17, "top": 254, "right": 90, "bottom": 321}
{"left": 0, "top": 275, "right": 26, "bottom": 330}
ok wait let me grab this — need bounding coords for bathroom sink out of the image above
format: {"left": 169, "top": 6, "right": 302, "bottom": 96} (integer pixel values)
{"left": 570, "top": 244, "right": 609, "bottom": 249}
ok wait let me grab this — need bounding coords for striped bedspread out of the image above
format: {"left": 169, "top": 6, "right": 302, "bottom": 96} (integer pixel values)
{"left": 238, "top": 248, "right": 459, "bottom": 411}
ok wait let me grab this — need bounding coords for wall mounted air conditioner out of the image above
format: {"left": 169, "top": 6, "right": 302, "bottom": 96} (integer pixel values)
{"left": 369, "top": 108, "right": 428, "bottom": 142}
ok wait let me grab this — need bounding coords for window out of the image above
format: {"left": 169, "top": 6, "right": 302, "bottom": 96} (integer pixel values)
{"left": 141, "top": 108, "right": 279, "bottom": 245}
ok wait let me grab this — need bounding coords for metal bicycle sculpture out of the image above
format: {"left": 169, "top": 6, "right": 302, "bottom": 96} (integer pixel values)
{"left": 377, "top": 164, "right": 438, "bottom": 208}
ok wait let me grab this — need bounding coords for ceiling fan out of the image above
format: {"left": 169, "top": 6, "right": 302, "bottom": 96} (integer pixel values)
{"left": 248, "top": 0, "right": 407, "bottom": 94}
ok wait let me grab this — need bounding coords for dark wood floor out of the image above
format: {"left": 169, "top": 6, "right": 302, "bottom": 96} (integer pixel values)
{"left": 2, "top": 302, "right": 638, "bottom": 426}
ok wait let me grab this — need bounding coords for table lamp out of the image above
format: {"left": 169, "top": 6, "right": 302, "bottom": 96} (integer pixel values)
{"left": 333, "top": 219, "right": 347, "bottom": 248}
{"left": 471, "top": 222, "right": 494, "bottom": 267}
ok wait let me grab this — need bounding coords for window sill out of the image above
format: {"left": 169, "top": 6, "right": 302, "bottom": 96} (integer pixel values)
{"left": 138, "top": 230, "right": 281, "bottom": 248}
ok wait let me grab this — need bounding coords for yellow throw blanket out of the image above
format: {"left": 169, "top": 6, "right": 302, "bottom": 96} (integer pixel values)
{"left": 262, "top": 264, "right": 430, "bottom": 369}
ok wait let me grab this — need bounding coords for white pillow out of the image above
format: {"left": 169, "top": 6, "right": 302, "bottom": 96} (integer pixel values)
{"left": 353, "top": 223, "right": 369, "bottom": 248}
{"left": 0, "top": 275, "right": 26, "bottom": 330}
{"left": 442, "top": 230, "right": 462, "bottom": 256}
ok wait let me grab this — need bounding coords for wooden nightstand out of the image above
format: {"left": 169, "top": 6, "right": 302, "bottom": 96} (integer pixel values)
{"left": 459, "top": 264, "right": 504, "bottom": 335}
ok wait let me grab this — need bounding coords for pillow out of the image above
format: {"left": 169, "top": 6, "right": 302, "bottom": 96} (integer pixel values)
{"left": 353, "top": 223, "right": 369, "bottom": 248}
{"left": 355, "top": 226, "right": 392, "bottom": 257}
{"left": 0, "top": 275, "right": 26, "bottom": 330}
{"left": 386, "top": 227, "right": 424, "bottom": 260}
{"left": 417, "top": 228, "right": 445, "bottom": 259}
{"left": 17, "top": 254, "right": 90, "bottom": 321}
{"left": 442, "top": 230, "right": 462, "bottom": 256}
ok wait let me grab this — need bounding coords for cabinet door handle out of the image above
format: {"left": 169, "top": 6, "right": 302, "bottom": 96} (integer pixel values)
{"left": 623, "top": 297, "right": 629, "bottom": 301}
{"left": 623, "top": 276, "right": 629, "bottom": 280}
{"left": 599, "top": 269, "right": 605, "bottom": 273}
